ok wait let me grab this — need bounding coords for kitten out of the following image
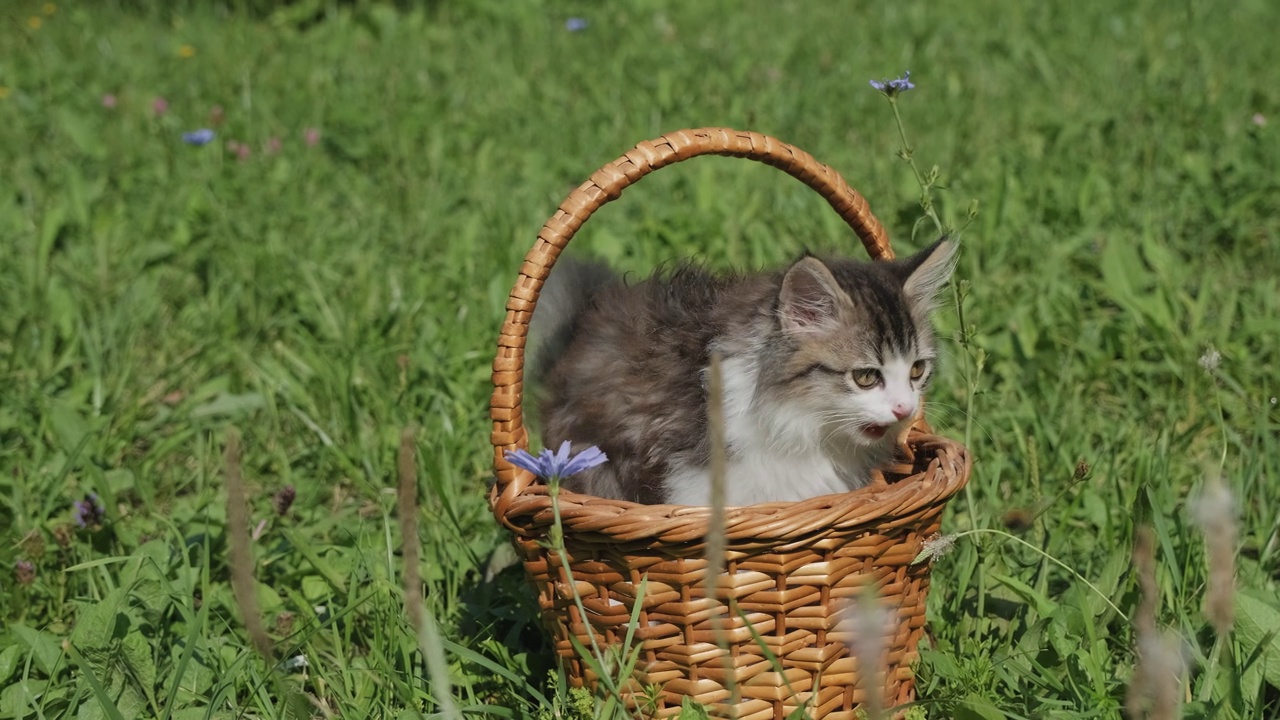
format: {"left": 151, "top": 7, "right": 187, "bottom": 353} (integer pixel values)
{"left": 529, "top": 239, "right": 957, "bottom": 506}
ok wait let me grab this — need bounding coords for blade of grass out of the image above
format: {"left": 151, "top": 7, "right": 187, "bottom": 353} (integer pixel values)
{"left": 62, "top": 643, "right": 127, "bottom": 720}
{"left": 159, "top": 600, "right": 210, "bottom": 720}
{"left": 440, "top": 638, "right": 551, "bottom": 709}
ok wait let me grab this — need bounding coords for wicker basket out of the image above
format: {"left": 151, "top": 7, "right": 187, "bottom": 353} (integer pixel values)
{"left": 489, "top": 128, "right": 971, "bottom": 718}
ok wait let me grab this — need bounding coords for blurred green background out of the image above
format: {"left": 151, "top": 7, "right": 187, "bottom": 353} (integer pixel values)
{"left": 1, "top": 0, "right": 1277, "bottom": 717}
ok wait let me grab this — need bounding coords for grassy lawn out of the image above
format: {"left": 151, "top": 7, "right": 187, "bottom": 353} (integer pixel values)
{"left": 1, "top": 0, "right": 1278, "bottom": 717}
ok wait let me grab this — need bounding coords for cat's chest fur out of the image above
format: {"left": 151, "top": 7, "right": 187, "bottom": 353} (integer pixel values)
{"left": 662, "top": 355, "right": 879, "bottom": 506}
{"left": 663, "top": 450, "right": 862, "bottom": 506}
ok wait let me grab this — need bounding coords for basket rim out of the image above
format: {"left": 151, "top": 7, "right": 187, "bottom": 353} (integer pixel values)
{"left": 495, "top": 429, "right": 970, "bottom": 544}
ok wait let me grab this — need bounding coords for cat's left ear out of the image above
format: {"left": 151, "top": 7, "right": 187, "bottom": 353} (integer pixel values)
{"left": 898, "top": 238, "right": 958, "bottom": 310}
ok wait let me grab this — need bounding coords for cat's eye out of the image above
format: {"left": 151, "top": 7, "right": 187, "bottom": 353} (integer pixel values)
{"left": 910, "top": 360, "right": 929, "bottom": 380}
{"left": 850, "top": 369, "right": 881, "bottom": 389}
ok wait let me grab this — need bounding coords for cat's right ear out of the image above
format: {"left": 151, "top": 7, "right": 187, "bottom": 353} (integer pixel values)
{"left": 779, "top": 257, "right": 844, "bottom": 336}
{"left": 900, "top": 238, "right": 959, "bottom": 310}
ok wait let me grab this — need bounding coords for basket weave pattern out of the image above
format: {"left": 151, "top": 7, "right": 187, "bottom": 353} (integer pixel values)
{"left": 489, "top": 128, "right": 971, "bottom": 717}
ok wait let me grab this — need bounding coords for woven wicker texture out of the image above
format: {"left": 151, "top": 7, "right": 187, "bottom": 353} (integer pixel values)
{"left": 487, "top": 128, "right": 971, "bottom": 717}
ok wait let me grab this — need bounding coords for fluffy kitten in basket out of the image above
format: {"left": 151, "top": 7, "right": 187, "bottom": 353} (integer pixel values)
{"left": 530, "top": 239, "right": 957, "bottom": 506}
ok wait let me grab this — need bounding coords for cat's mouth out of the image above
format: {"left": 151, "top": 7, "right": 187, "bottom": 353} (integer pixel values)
{"left": 860, "top": 424, "right": 891, "bottom": 439}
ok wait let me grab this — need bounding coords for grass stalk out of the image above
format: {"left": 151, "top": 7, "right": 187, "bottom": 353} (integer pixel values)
{"left": 705, "top": 352, "right": 739, "bottom": 704}
{"left": 923, "top": 528, "right": 1129, "bottom": 622}
{"left": 224, "top": 428, "right": 276, "bottom": 663}
{"left": 397, "top": 427, "right": 460, "bottom": 720}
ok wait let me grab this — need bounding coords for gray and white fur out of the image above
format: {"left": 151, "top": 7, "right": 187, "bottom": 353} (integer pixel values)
{"left": 528, "top": 239, "right": 958, "bottom": 506}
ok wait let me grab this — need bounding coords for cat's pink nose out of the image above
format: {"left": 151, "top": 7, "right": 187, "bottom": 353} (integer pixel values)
{"left": 892, "top": 404, "right": 914, "bottom": 420}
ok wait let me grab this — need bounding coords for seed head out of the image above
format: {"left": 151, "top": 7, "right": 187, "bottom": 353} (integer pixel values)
{"left": 1198, "top": 347, "right": 1221, "bottom": 372}
{"left": 1074, "top": 460, "right": 1091, "bottom": 481}
{"left": 911, "top": 533, "right": 957, "bottom": 565}
{"left": 1190, "top": 476, "right": 1237, "bottom": 634}
{"left": 272, "top": 485, "right": 297, "bottom": 516}
{"left": 838, "top": 589, "right": 893, "bottom": 719}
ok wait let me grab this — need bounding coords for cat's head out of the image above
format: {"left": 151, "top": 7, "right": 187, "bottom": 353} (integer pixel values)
{"left": 760, "top": 238, "right": 958, "bottom": 450}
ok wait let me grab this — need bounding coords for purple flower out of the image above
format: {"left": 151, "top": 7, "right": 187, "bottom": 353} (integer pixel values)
{"left": 15, "top": 560, "right": 36, "bottom": 586}
{"left": 101, "top": 93, "right": 117, "bottom": 109}
{"left": 565, "top": 17, "right": 588, "bottom": 32}
{"left": 505, "top": 440, "right": 607, "bottom": 480}
{"left": 227, "top": 140, "right": 251, "bottom": 162}
{"left": 73, "top": 493, "right": 105, "bottom": 528}
{"left": 303, "top": 127, "right": 321, "bottom": 147}
{"left": 870, "top": 70, "right": 915, "bottom": 95}
{"left": 182, "top": 128, "right": 215, "bottom": 146}
{"left": 152, "top": 96, "right": 169, "bottom": 115}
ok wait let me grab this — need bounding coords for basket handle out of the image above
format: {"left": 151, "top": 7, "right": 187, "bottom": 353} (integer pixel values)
{"left": 489, "top": 127, "right": 893, "bottom": 510}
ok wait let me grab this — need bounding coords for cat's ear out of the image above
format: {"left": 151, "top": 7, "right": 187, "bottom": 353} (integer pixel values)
{"left": 899, "top": 238, "right": 958, "bottom": 310}
{"left": 779, "top": 257, "right": 845, "bottom": 335}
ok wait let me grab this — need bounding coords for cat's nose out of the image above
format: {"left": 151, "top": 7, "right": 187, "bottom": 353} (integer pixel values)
{"left": 891, "top": 404, "right": 914, "bottom": 420}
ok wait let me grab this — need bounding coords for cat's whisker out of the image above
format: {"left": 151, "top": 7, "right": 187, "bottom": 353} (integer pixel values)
{"left": 923, "top": 399, "right": 966, "bottom": 414}
{"left": 818, "top": 415, "right": 869, "bottom": 447}
{"left": 922, "top": 400, "right": 997, "bottom": 445}
{"left": 821, "top": 424, "right": 856, "bottom": 448}
{"left": 921, "top": 403, "right": 959, "bottom": 425}
{"left": 812, "top": 411, "right": 860, "bottom": 426}
{"left": 813, "top": 412, "right": 859, "bottom": 429}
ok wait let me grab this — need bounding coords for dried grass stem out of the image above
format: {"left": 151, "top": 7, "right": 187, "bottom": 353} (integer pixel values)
{"left": 224, "top": 428, "right": 276, "bottom": 662}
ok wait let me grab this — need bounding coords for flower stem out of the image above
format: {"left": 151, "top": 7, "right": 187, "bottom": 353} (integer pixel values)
{"left": 547, "top": 479, "right": 622, "bottom": 699}
{"left": 885, "top": 91, "right": 988, "bottom": 611}
{"left": 888, "top": 98, "right": 946, "bottom": 237}
{"left": 1212, "top": 376, "right": 1229, "bottom": 472}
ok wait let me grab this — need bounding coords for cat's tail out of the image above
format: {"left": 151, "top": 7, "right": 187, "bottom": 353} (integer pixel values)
{"left": 528, "top": 256, "right": 618, "bottom": 381}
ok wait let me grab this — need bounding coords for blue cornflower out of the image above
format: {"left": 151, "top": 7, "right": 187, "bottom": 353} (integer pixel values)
{"left": 505, "top": 440, "right": 607, "bottom": 480}
{"left": 73, "top": 493, "right": 105, "bottom": 528}
{"left": 565, "top": 17, "right": 588, "bottom": 32}
{"left": 182, "top": 128, "right": 216, "bottom": 146}
{"left": 870, "top": 70, "right": 915, "bottom": 95}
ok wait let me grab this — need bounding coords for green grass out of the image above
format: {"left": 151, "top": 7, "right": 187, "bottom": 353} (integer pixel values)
{"left": 1, "top": 0, "right": 1278, "bottom": 717}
